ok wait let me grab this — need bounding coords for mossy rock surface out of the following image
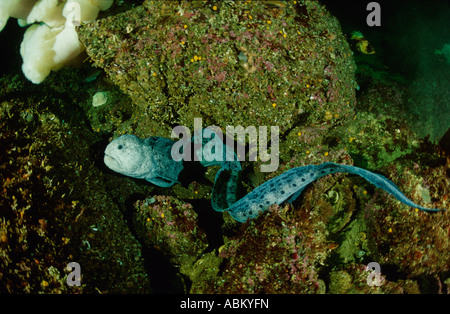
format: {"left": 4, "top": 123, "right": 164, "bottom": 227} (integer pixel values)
{"left": 79, "top": 0, "right": 357, "bottom": 141}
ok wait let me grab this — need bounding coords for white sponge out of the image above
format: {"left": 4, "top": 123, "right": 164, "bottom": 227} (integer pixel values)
{"left": 0, "top": 0, "right": 37, "bottom": 31}
{"left": 20, "top": 23, "right": 57, "bottom": 84}
{"left": 26, "top": 0, "right": 66, "bottom": 28}
{"left": 18, "top": 0, "right": 113, "bottom": 84}
{"left": 53, "top": 20, "right": 84, "bottom": 65}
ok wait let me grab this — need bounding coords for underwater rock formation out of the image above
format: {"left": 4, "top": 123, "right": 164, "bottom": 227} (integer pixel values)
{"left": 133, "top": 195, "right": 208, "bottom": 268}
{"left": 0, "top": 81, "right": 150, "bottom": 293}
{"left": 78, "top": 0, "right": 357, "bottom": 139}
{"left": 1, "top": 0, "right": 449, "bottom": 294}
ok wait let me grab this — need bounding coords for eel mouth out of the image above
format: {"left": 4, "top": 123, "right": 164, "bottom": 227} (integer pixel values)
{"left": 104, "top": 154, "right": 121, "bottom": 171}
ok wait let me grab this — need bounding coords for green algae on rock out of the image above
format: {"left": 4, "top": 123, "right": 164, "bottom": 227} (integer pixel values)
{"left": 133, "top": 195, "right": 208, "bottom": 267}
{"left": 132, "top": 195, "right": 224, "bottom": 290}
{"left": 78, "top": 0, "right": 357, "bottom": 139}
{"left": 0, "top": 81, "right": 151, "bottom": 293}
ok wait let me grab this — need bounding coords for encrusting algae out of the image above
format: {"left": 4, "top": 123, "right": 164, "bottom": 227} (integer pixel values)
{"left": 78, "top": 0, "right": 357, "bottom": 142}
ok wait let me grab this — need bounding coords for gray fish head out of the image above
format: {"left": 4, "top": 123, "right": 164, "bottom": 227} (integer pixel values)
{"left": 104, "top": 134, "right": 146, "bottom": 177}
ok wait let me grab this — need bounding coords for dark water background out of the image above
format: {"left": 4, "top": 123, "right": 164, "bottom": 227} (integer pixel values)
{"left": 322, "top": 0, "right": 450, "bottom": 142}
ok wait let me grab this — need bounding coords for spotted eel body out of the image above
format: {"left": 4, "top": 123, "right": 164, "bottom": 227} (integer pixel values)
{"left": 104, "top": 130, "right": 445, "bottom": 223}
{"left": 212, "top": 162, "right": 444, "bottom": 223}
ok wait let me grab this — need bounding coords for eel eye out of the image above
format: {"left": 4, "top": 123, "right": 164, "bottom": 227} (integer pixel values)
{"left": 118, "top": 145, "right": 123, "bottom": 150}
